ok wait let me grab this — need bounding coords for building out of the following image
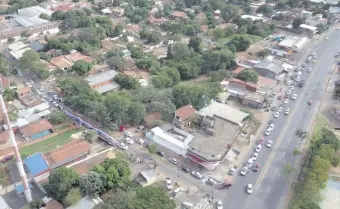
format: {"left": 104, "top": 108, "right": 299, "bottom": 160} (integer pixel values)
{"left": 241, "top": 14, "right": 264, "bottom": 21}
{"left": 49, "top": 56, "right": 74, "bottom": 70}
{"left": 9, "top": 47, "right": 32, "bottom": 60}
{"left": 16, "top": 87, "right": 31, "bottom": 98}
{"left": 254, "top": 61, "right": 285, "bottom": 79}
{"left": 14, "top": 102, "right": 51, "bottom": 127}
{"left": 64, "top": 52, "right": 93, "bottom": 63}
{"left": 23, "top": 152, "right": 50, "bottom": 177}
{"left": 112, "top": 7, "right": 124, "bottom": 17}
{"left": 278, "top": 36, "right": 309, "bottom": 52}
{"left": 86, "top": 70, "right": 120, "bottom": 94}
{"left": 44, "top": 140, "right": 90, "bottom": 169}
{"left": 135, "top": 170, "right": 157, "bottom": 187}
{"left": 67, "top": 196, "right": 102, "bottom": 209}
{"left": 186, "top": 102, "right": 249, "bottom": 170}
{"left": 44, "top": 199, "right": 64, "bottom": 209}
{"left": 0, "top": 130, "right": 9, "bottom": 145}
{"left": 241, "top": 92, "right": 267, "bottom": 108}
{"left": 149, "top": 125, "right": 194, "bottom": 156}
{"left": 223, "top": 78, "right": 257, "bottom": 98}
{"left": 299, "top": 24, "right": 318, "bottom": 36}
{"left": 18, "top": 6, "right": 53, "bottom": 18}
{"left": 173, "top": 105, "right": 197, "bottom": 129}
{"left": 19, "top": 119, "right": 53, "bottom": 141}
{"left": 147, "top": 16, "right": 168, "bottom": 25}
{"left": 170, "top": 11, "right": 187, "bottom": 19}
{"left": 41, "top": 59, "right": 57, "bottom": 72}
{"left": 144, "top": 112, "right": 162, "bottom": 128}
{"left": 0, "top": 195, "right": 10, "bottom": 209}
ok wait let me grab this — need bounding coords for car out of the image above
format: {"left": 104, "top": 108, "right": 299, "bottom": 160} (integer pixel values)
{"left": 264, "top": 129, "right": 271, "bottom": 136}
{"left": 181, "top": 165, "right": 190, "bottom": 173}
{"left": 274, "top": 112, "right": 280, "bottom": 118}
{"left": 118, "top": 142, "right": 128, "bottom": 150}
{"left": 311, "top": 52, "right": 316, "bottom": 56}
{"left": 217, "top": 183, "right": 232, "bottom": 189}
{"left": 217, "top": 200, "right": 223, "bottom": 209}
{"left": 247, "top": 184, "right": 253, "bottom": 194}
{"left": 299, "top": 80, "right": 305, "bottom": 87}
{"left": 246, "top": 158, "right": 254, "bottom": 168}
{"left": 277, "top": 106, "right": 283, "bottom": 112}
{"left": 307, "top": 68, "right": 311, "bottom": 72}
{"left": 166, "top": 178, "right": 173, "bottom": 190}
{"left": 36, "top": 89, "right": 41, "bottom": 95}
{"left": 307, "top": 56, "right": 312, "bottom": 60}
{"left": 252, "top": 152, "right": 259, "bottom": 160}
{"left": 240, "top": 167, "right": 249, "bottom": 176}
{"left": 266, "top": 140, "right": 273, "bottom": 148}
{"left": 283, "top": 99, "right": 289, "bottom": 104}
{"left": 268, "top": 123, "right": 275, "bottom": 131}
{"left": 297, "top": 71, "right": 302, "bottom": 76}
{"left": 124, "top": 132, "right": 133, "bottom": 138}
{"left": 308, "top": 100, "right": 312, "bottom": 105}
{"left": 313, "top": 55, "right": 317, "bottom": 59}
{"left": 135, "top": 138, "right": 144, "bottom": 145}
{"left": 325, "top": 36, "right": 329, "bottom": 40}
{"left": 136, "top": 125, "right": 145, "bottom": 132}
{"left": 29, "top": 79, "right": 34, "bottom": 84}
{"left": 301, "top": 64, "right": 306, "bottom": 68}
{"left": 284, "top": 108, "right": 290, "bottom": 115}
{"left": 291, "top": 94, "right": 297, "bottom": 100}
{"left": 125, "top": 137, "right": 134, "bottom": 145}
{"left": 156, "top": 151, "right": 165, "bottom": 157}
{"left": 286, "top": 89, "right": 292, "bottom": 95}
{"left": 39, "top": 86, "right": 44, "bottom": 91}
{"left": 289, "top": 86, "right": 294, "bottom": 90}
{"left": 191, "top": 171, "right": 203, "bottom": 179}
{"left": 255, "top": 144, "right": 262, "bottom": 153}
{"left": 286, "top": 80, "right": 292, "bottom": 85}
{"left": 228, "top": 166, "right": 238, "bottom": 175}
{"left": 295, "top": 76, "right": 300, "bottom": 82}
{"left": 312, "top": 59, "right": 316, "bottom": 63}
{"left": 172, "top": 187, "right": 183, "bottom": 196}
{"left": 206, "top": 177, "right": 216, "bottom": 185}
{"left": 169, "top": 157, "right": 178, "bottom": 164}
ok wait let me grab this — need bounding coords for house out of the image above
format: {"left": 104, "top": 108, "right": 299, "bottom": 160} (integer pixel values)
{"left": 28, "top": 41, "right": 45, "bottom": 52}
{"left": 65, "top": 52, "right": 93, "bottom": 63}
{"left": 135, "top": 170, "right": 157, "bottom": 187}
{"left": 86, "top": 70, "right": 120, "bottom": 94}
{"left": 67, "top": 195, "right": 102, "bottom": 209}
{"left": 278, "top": 36, "right": 309, "bottom": 52}
{"left": 173, "top": 105, "right": 197, "bottom": 130}
{"left": 241, "top": 14, "right": 264, "bottom": 21}
{"left": 299, "top": 24, "right": 318, "bottom": 36}
{"left": 14, "top": 102, "right": 51, "bottom": 127}
{"left": 49, "top": 56, "right": 73, "bottom": 70}
{"left": 112, "top": 7, "right": 124, "bottom": 17}
{"left": 18, "top": 6, "right": 53, "bottom": 18}
{"left": 0, "top": 195, "right": 10, "bottom": 209}
{"left": 224, "top": 78, "right": 257, "bottom": 98}
{"left": 144, "top": 112, "right": 162, "bottom": 128}
{"left": 241, "top": 92, "right": 267, "bottom": 108}
{"left": 19, "top": 119, "right": 53, "bottom": 141}
{"left": 44, "top": 199, "right": 64, "bottom": 209}
{"left": 170, "top": 11, "right": 187, "bottom": 19}
{"left": 0, "top": 130, "right": 9, "bottom": 145}
{"left": 254, "top": 61, "right": 285, "bottom": 80}
{"left": 44, "top": 140, "right": 90, "bottom": 169}
{"left": 0, "top": 75, "right": 10, "bottom": 89}
{"left": 23, "top": 152, "right": 50, "bottom": 177}
{"left": 147, "top": 16, "right": 168, "bottom": 25}
{"left": 16, "top": 87, "right": 31, "bottom": 98}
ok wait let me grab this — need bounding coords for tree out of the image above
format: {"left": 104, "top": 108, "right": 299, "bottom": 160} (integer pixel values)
{"left": 83, "top": 130, "right": 97, "bottom": 143}
{"left": 128, "top": 102, "right": 146, "bottom": 124}
{"left": 228, "top": 36, "right": 251, "bottom": 51}
{"left": 107, "top": 56, "right": 127, "bottom": 72}
{"left": 19, "top": 50, "right": 42, "bottom": 72}
{"left": 292, "top": 17, "right": 305, "bottom": 29}
{"left": 135, "top": 57, "right": 160, "bottom": 70}
{"left": 72, "top": 60, "right": 92, "bottom": 76}
{"left": 282, "top": 164, "right": 295, "bottom": 177}
{"left": 256, "top": 49, "right": 270, "bottom": 58}
{"left": 47, "top": 167, "right": 80, "bottom": 202}
{"left": 129, "top": 186, "right": 176, "bottom": 209}
{"left": 94, "top": 189, "right": 131, "bottom": 209}
{"left": 39, "top": 13, "right": 50, "bottom": 20}
{"left": 237, "top": 69, "right": 258, "bottom": 83}
{"left": 167, "top": 43, "right": 191, "bottom": 61}
{"left": 201, "top": 48, "right": 235, "bottom": 73}
{"left": 79, "top": 171, "right": 104, "bottom": 197}
{"left": 63, "top": 188, "right": 82, "bottom": 207}
{"left": 188, "top": 37, "right": 202, "bottom": 53}
{"left": 114, "top": 73, "right": 139, "bottom": 90}
{"left": 128, "top": 45, "right": 145, "bottom": 59}
{"left": 213, "top": 28, "right": 225, "bottom": 40}
{"left": 147, "top": 144, "right": 157, "bottom": 154}
{"left": 0, "top": 54, "right": 9, "bottom": 75}
{"left": 3, "top": 88, "right": 16, "bottom": 102}
{"left": 49, "top": 110, "right": 67, "bottom": 124}
{"left": 7, "top": 37, "right": 15, "bottom": 43}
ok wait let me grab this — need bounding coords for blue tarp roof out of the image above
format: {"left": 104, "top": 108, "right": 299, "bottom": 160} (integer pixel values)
{"left": 23, "top": 152, "right": 49, "bottom": 176}
{"left": 15, "top": 183, "right": 33, "bottom": 194}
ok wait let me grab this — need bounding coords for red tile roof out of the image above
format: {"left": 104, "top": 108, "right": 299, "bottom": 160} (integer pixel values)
{"left": 16, "top": 87, "right": 31, "bottom": 95}
{"left": 228, "top": 78, "right": 257, "bottom": 92}
{"left": 65, "top": 52, "right": 93, "bottom": 63}
{"left": 175, "top": 105, "right": 197, "bottom": 121}
{"left": 44, "top": 140, "right": 90, "bottom": 166}
{"left": 45, "top": 199, "right": 64, "bottom": 209}
{"left": 20, "top": 120, "right": 53, "bottom": 137}
{"left": 51, "top": 3, "right": 74, "bottom": 12}
{"left": 171, "top": 11, "right": 187, "bottom": 18}
{"left": 0, "top": 130, "right": 9, "bottom": 144}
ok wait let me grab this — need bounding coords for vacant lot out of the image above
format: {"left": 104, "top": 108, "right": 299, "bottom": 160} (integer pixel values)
{"left": 20, "top": 129, "right": 81, "bottom": 156}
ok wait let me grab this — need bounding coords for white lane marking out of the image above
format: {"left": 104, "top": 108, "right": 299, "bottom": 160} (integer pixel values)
{"left": 275, "top": 168, "right": 279, "bottom": 175}
{"left": 266, "top": 186, "right": 271, "bottom": 194}
{"left": 281, "top": 152, "right": 286, "bottom": 159}
{"left": 288, "top": 137, "right": 292, "bottom": 144}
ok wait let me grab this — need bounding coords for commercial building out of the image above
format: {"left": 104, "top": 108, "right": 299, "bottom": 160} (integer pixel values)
{"left": 86, "top": 70, "right": 120, "bottom": 94}
{"left": 223, "top": 78, "right": 257, "bottom": 98}
{"left": 19, "top": 119, "right": 53, "bottom": 141}
{"left": 254, "top": 61, "right": 285, "bottom": 80}
{"left": 299, "top": 24, "right": 318, "bottom": 36}
{"left": 278, "top": 36, "right": 309, "bottom": 52}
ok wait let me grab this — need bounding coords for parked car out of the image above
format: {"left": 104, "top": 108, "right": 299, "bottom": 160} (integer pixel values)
{"left": 217, "top": 183, "right": 232, "bottom": 189}
{"left": 240, "top": 167, "right": 249, "bottom": 176}
{"left": 264, "top": 129, "right": 271, "bottom": 136}
{"left": 191, "top": 171, "right": 203, "bottom": 179}
{"left": 135, "top": 138, "right": 144, "bottom": 145}
{"left": 172, "top": 187, "right": 183, "bottom": 196}
{"left": 247, "top": 184, "right": 253, "bottom": 194}
{"left": 169, "top": 157, "right": 178, "bottom": 164}
{"left": 291, "top": 94, "right": 297, "bottom": 100}
{"left": 181, "top": 165, "right": 190, "bottom": 173}
{"left": 156, "top": 151, "right": 165, "bottom": 157}
{"left": 124, "top": 132, "right": 133, "bottom": 138}
{"left": 266, "top": 140, "right": 273, "bottom": 148}
{"left": 136, "top": 126, "right": 145, "bottom": 132}
{"left": 277, "top": 106, "right": 283, "bottom": 112}
{"left": 217, "top": 200, "right": 223, "bottom": 209}
{"left": 299, "top": 80, "right": 305, "bottom": 87}
{"left": 206, "top": 177, "right": 216, "bottom": 185}
{"left": 286, "top": 89, "right": 291, "bottom": 95}
{"left": 255, "top": 144, "right": 262, "bottom": 153}
{"left": 284, "top": 108, "right": 290, "bottom": 115}
{"left": 283, "top": 99, "right": 289, "bottom": 104}
{"left": 166, "top": 178, "right": 173, "bottom": 190}
{"left": 118, "top": 142, "right": 128, "bottom": 150}
{"left": 268, "top": 123, "right": 275, "bottom": 131}
{"left": 228, "top": 166, "right": 238, "bottom": 175}
{"left": 289, "top": 86, "right": 294, "bottom": 90}
{"left": 252, "top": 152, "right": 259, "bottom": 161}
{"left": 274, "top": 112, "right": 280, "bottom": 118}
{"left": 125, "top": 137, "right": 134, "bottom": 145}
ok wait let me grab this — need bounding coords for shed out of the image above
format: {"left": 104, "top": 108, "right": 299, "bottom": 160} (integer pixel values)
{"left": 136, "top": 170, "right": 157, "bottom": 187}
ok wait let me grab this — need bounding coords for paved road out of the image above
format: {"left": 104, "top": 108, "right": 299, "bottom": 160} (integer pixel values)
{"left": 223, "top": 30, "right": 340, "bottom": 209}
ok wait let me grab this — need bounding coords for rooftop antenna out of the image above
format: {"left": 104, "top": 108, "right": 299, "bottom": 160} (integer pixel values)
{"left": 0, "top": 77, "right": 32, "bottom": 202}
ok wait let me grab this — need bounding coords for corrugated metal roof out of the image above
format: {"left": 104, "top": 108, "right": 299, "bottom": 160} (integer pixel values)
{"left": 86, "top": 70, "right": 118, "bottom": 86}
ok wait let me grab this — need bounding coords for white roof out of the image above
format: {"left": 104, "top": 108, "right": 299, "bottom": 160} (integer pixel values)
{"left": 101, "top": 8, "right": 112, "bottom": 14}
{"left": 18, "top": 102, "right": 50, "bottom": 118}
{"left": 151, "top": 127, "right": 190, "bottom": 149}
{"left": 241, "top": 15, "right": 264, "bottom": 21}
{"left": 86, "top": 70, "right": 118, "bottom": 86}
{"left": 199, "top": 101, "right": 249, "bottom": 124}
{"left": 0, "top": 195, "right": 10, "bottom": 209}
{"left": 9, "top": 48, "right": 32, "bottom": 60}
{"left": 18, "top": 6, "right": 53, "bottom": 18}
{"left": 8, "top": 42, "right": 27, "bottom": 51}
{"left": 299, "top": 24, "right": 318, "bottom": 31}
{"left": 294, "top": 37, "right": 309, "bottom": 49}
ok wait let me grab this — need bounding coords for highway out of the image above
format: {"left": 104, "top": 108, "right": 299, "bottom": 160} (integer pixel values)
{"left": 223, "top": 30, "right": 340, "bottom": 209}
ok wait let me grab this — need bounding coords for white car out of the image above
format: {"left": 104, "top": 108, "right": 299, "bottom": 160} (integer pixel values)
{"left": 191, "top": 171, "right": 203, "bottom": 179}
{"left": 252, "top": 152, "right": 259, "bottom": 161}
{"left": 325, "top": 36, "right": 329, "bottom": 40}
{"left": 166, "top": 178, "right": 173, "bottom": 190}
{"left": 39, "top": 86, "right": 44, "bottom": 91}
{"left": 126, "top": 137, "right": 135, "bottom": 145}
{"left": 268, "top": 123, "right": 275, "bottom": 131}
{"left": 283, "top": 99, "right": 289, "bottom": 104}
{"left": 295, "top": 76, "right": 300, "bottom": 82}
{"left": 264, "top": 129, "right": 271, "bottom": 136}
{"left": 289, "top": 86, "right": 294, "bottom": 90}
{"left": 118, "top": 142, "right": 128, "bottom": 150}
{"left": 284, "top": 108, "right": 290, "bottom": 115}
{"left": 217, "top": 200, "right": 223, "bottom": 209}
{"left": 135, "top": 138, "right": 144, "bottom": 145}
{"left": 169, "top": 157, "right": 178, "bottom": 164}
{"left": 124, "top": 132, "right": 133, "bottom": 138}
{"left": 277, "top": 107, "right": 283, "bottom": 112}
{"left": 206, "top": 177, "right": 216, "bottom": 185}
{"left": 240, "top": 167, "right": 249, "bottom": 176}
{"left": 274, "top": 112, "right": 280, "bottom": 118}
{"left": 307, "top": 68, "right": 311, "bottom": 72}
{"left": 229, "top": 166, "right": 238, "bottom": 175}
{"left": 255, "top": 144, "right": 262, "bottom": 153}
{"left": 291, "top": 94, "right": 297, "bottom": 100}
{"left": 286, "top": 89, "right": 291, "bottom": 95}
{"left": 266, "top": 140, "right": 273, "bottom": 148}
{"left": 247, "top": 184, "right": 253, "bottom": 194}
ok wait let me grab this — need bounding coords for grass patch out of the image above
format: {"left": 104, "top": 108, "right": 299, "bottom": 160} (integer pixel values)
{"left": 218, "top": 34, "right": 263, "bottom": 45}
{"left": 20, "top": 129, "right": 82, "bottom": 156}
{"left": 54, "top": 124, "right": 72, "bottom": 132}
{"left": 313, "top": 114, "right": 331, "bottom": 138}
{"left": 0, "top": 168, "right": 10, "bottom": 186}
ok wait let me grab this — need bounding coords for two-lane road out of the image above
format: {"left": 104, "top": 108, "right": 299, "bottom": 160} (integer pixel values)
{"left": 223, "top": 30, "right": 340, "bottom": 209}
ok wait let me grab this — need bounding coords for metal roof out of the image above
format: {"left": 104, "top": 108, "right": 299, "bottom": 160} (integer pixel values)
{"left": 254, "top": 61, "right": 284, "bottom": 74}
{"left": 86, "top": 70, "right": 118, "bottom": 86}
{"left": 23, "top": 152, "right": 49, "bottom": 176}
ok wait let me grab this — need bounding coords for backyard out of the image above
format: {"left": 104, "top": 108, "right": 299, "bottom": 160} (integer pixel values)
{"left": 20, "top": 129, "right": 82, "bottom": 156}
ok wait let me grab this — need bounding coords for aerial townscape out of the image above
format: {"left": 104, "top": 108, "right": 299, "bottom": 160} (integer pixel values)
{"left": 0, "top": 0, "right": 340, "bottom": 209}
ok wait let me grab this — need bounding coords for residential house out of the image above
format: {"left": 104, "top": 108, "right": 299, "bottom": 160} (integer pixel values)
{"left": 241, "top": 92, "right": 267, "bottom": 108}
{"left": 147, "top": 16, "right": 168, "bottom": 25}
{"left": 135, "top": 170, "right": 157, "bottom": 187}
{"left": 0, "top": 130, "right": 9, "bottom": 145}
{"left": 44, "top": 199, "right": 64, "bottom": 209}
{"left": 65, "top": 52, "right": 93, "bottom": 63}
{"left": 254, "top": 61, "right": 285, "bottom": 80}
{"left": 16, "top": 87, "right": 31, "bottom": 98}
{"left": 0, "top": 75, "right": 10, "bottom": 89}
{"left": 49, "top": 56, "right": 73, "bottom": 70}
{"left": 86, "top": 70, "right": 120, "bottom": 94}
{"left": 19, "top": 119, "right": 53, "bottom": 141}
{"left": 44, "top": 140, "right": 90, "bottom": 169}
{"left": 14, "top": 102, "right": 51, "bottom": 128}
{"left": 144, "top": 112, "right": 162, "bottom": 128}
{"left": 173, "top": 105, "right": 197, "bottom": 129}
{"left": 112, "top": 7, "right": 124, "bottom": 17}
{"left": 23, "top": 152, "right": 50, "bottom": 177}
{"left": 223, "top": 78, "right": 257, "bottom": 98}
{"left": 299, "top": 24, "right": 318, "bottom": 36}
{"left": 170, "top": 11, "right": 187, "bottom": 19}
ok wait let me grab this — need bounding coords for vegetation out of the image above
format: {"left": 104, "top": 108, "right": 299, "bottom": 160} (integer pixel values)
{"left": 237, "top": 69, "right": 259, "bottom": 83}
{"left": 19, "top": 50, "right": 51, "bottom": 79}
{"left": 79, "top": 171, "right": 104, "bottom": 197}
{"left": 49, "top": 110, "right": 67, "bottom": 124}
{"left": 3, "top": 88, "right": 16, "bottom": 102}
{"left": 71, "top": 60, "right": 93, "bottom": 76}
{"left": 290, "top": 128, "right": 340, "bottom": 209}
{"left": 114, "top": 73, "right": 139, "bottom": 90}
{"left": 64, "top": 188, "right": 82, "bottom": 207}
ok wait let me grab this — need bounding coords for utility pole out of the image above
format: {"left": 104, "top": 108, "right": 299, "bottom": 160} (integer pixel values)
{"left": 0, "top": 78, "right": 32, "bottom": 202}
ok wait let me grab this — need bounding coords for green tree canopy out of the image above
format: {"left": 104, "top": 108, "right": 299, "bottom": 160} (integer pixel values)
{"left": 63, "top": 188, "right": 82, "bottom": 207}
{"left": 237, "top": 69, "right": 259, "bottom": 83}
{"left": 79, "top": 171, "right": 104, "bottom": 197}
{"left": 71, "top": 60, "right": 93, "bottom": 76}
{"left": 49, "top": 110, "right": 67, "bottom": 124}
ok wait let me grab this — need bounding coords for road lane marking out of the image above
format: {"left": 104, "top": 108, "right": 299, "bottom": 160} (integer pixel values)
{"left": 275, "top": 168, "right": 279, "bottom": 174}
{"left": 288, "top": 137, "right": 292, "bottom": 144}
{"left": 254, "top": 39, "right": 340, "bottom": 191}
{"left": 281, "top": 152, "right": 286, "bottom": 159}
{"left": 266, "top": 186, "right": 271, "bottom": 194}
